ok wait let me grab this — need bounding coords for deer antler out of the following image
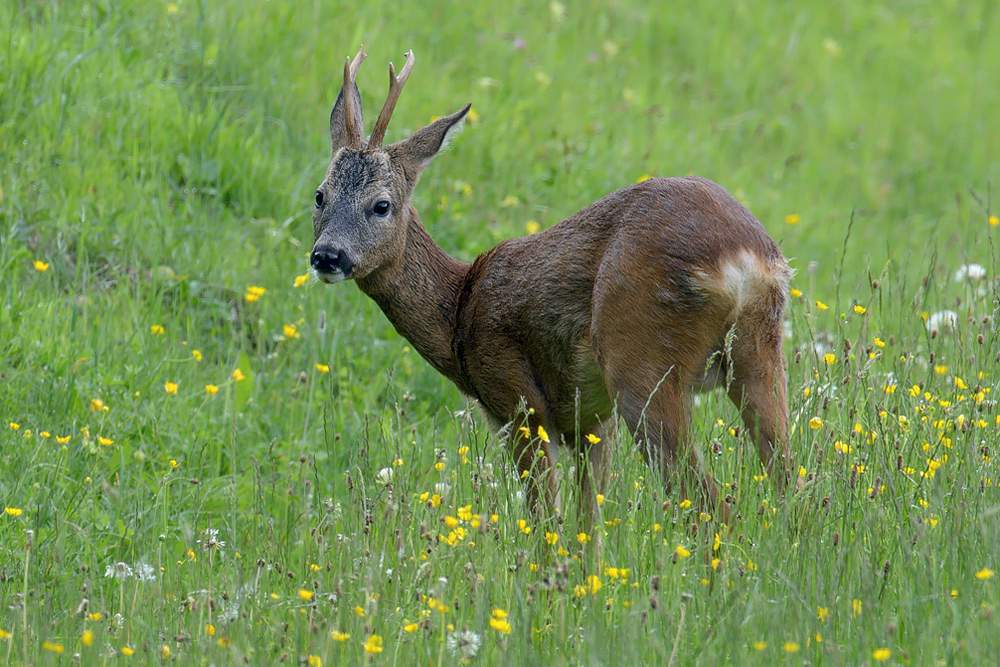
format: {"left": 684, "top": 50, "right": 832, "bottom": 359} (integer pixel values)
{"left": 367, "top": 50, "right": 415, "bottom": 149}
{"left": 342, "top": 46, "right": 367, "bottom": 149}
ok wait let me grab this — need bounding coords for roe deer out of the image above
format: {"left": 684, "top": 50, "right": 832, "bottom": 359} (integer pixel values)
{"left": 310, "top": 47, "right": 792, "bottom": 519}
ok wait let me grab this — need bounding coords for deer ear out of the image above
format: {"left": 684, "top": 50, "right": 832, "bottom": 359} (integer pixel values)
{"left": 330, "top": 83, "right": 364, "bottom": 154}
{"left": 386, "top": 104, "right": 470, "bottom": 185}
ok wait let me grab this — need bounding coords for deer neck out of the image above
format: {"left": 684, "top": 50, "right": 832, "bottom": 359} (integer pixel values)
{"left": 354, "top": 207, "right": 471, "bottom": 390}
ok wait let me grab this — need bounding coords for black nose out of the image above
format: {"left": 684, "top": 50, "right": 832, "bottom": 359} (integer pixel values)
{"left": 310, "top": 247, "right": 354, "bottom": 277}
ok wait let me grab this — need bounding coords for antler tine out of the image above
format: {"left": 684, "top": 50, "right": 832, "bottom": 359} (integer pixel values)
{"left": 368, "top": 50, "right": 415, "bottom": 149}
{"left": 342, "top": 46, "right": 367, "bottom": 149}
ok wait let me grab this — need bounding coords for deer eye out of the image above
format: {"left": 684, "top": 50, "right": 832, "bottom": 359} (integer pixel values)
{"left": 314, "top": 190, "right": 324, "bottom": 208}
{"left": 373, "top": 200, "right": 391, "bottom": 217}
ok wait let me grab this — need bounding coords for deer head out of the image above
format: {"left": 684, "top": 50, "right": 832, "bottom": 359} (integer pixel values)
{"left": 310, "top": 47, "right": 470, "bottom": 283}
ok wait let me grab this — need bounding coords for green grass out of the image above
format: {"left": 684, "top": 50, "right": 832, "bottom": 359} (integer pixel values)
{"left": 2, "top": 0, "right": 999, "bottom": 664}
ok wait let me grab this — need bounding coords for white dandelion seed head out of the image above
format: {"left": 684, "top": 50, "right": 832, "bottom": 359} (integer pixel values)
{"left": 927, "top": 310, "right": 958, "bottom": 333}
{"left": 954, "top": 264, "right": 986, "bottom": 283}
{"left": 446, "top": 629, "right": 482, "bottom": 660}
{"left": 134, "top": 561, "right": 157, "bottom": 582}
{"left": 198, "top": 528, "right": 226, "bottom": 551}
{"left": 105, "top": 562, "right": 134, "bottom": 580}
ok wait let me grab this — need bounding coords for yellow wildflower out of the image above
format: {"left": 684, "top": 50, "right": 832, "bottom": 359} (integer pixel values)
{"left": 363, "top": 634, "right": 383, "bottom": 654}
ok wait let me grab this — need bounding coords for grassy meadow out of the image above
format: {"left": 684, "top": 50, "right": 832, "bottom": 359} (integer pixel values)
{"left": 2, "top": 0, "right": 999, "bottom": 664}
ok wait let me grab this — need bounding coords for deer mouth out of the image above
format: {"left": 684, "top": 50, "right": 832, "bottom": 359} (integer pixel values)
{"left": 310, "top": 246, "right": 355, "bottom": 282}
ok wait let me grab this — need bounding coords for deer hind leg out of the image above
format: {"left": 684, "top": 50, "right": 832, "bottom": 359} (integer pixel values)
{"left": 509, "top": 411, "right": 561, "bottom": 520}
{"left": 600, "top": 359, "right": 720, "bottom": 510}
{"left": 575, "top": 420, "right": 613, "bottom": 533}
{"left": 725, "top": 309, "right": 792, "bottom": 491}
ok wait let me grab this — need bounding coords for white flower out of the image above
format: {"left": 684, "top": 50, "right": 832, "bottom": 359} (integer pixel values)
{"left": 954, "top": 264, "right": 986, "bottom": 282}
{"left": 446, "top": 629, "right": 482, "bottom": 661}
{"left": 376, "top": 467, "right": 393, "bottom": 486}
{"left": 434, "top": 482, "right": 452, "bottom": 496}
{"left": 134, "top": 561, "right": 157, "bottom": 582}
{"left": 927, "top": 310, "right": 958, "bottom": 333}
{"left": 105, "top": 562, "right": 134, "bottom": 580}
{"left": 198, "top": 528, "right": 226, "bottom": 551}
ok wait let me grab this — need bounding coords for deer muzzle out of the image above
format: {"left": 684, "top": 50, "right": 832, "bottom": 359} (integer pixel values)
{"left": 310, "top": 246, "right": 355, "bottom": 282}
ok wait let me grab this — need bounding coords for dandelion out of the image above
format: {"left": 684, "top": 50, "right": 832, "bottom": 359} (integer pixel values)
{"left": 8, "top": 422, "right": 18, "bottom": 430}
{"left": 232, "top": 368, "right": 246, "bottom": 381}
{"left": 245, "top": 286, "right": 266, "bottom": 303}
{"left": 853, "top": 304, "right": 867, "bottom": 314}
{"left": 675, "top": 545, "right": 691, "bottom": 559}
{"left": 975, "top": 568, "right": 994, "bottom": 580}
{"left": 42, "top": 641, "right": 64, "bottom": 653}
{"left": 790, "top": 288, "right": 802, "bottom": 297}
{"left": 537, "top": 425, "right": 550, "bottom": 443}
{"left": 595, "top": 494, "right": 604, "bottom": 506}
{"left": 823, "top": 353, "right": 836, "bottom": 365}
{"left": 56, "top": 435, "right": 71, "bottom": 444}
{"left": 752, "top": 641, "right": 767, "bottom": 651}
{"left": 577, "top": 532, "right": 590, "bottom": 544}
{"left": 293, "top": 273, "right": 310, "bottom": 287}
{"left": 134, "top": 561, "right": 157, "bottom": 582}
{"left": 308, "top": 656, "right": 322, "bottom": 667}
{"left": 355, "top": 605, "right": 365, "bottom": 617}
{"left": 33, "top": 260, "right": 50, "bottom": 272}
{"left": 926, "top": 310, "right": 957, "bottom": 333}
{"left": 809, "top": 417, "right": 824, "bottom": 429}
{"left": 363, "top": 634, "right": 384, "bottom": 654}
{"left": 331, "top": 631, "right": 350, "bottom": 642}
{"left": 98, "top": 437, "right": 113, "bottom": 446}
{"left": 164, "top": 381, "right": 179, "bottom": 395}
{"left": 205, "top": 384, "right": 219, "bottom": 396}
{"left": 489, "top": 615, "right": 512, "bottom": 634}
{"left": 316, "top": 363, "right": 330, "bottom": 373}
{"left": 990, "top": 215, "right": 999, "bottom": 227}
{"left": 783, "top": 641, "right": 799, "bottom": 653}
{"left": 5, "top": 507, "right": 23, "bottom": 517}
{"left": 150, "top": 325, "right": 165, "bottom": 335}
{"left": 282, "top": 324, "right": 300, "bottom": 339}
{"left": 198, "top": 528, "right": 226, "bottom": 551}
{"left": 0, "top": 629, "right": 11, "bottom": 639}
{"left": 873, "top": 648, "right": 891, "bottom": 661}
{"left": 679, "top": 499, "right": 692, "bottom": 509}
{"left": 122, "top": 645, "right": 135, "bottom": 655}
{"left": 954, "top": 264, "right": 986, "bottom": 282}
{"left": 517, "top": 519, "right": 532, "bottom": 535}
{"left": 816, "top": 300, "right": 829, "bottom": 310}
{"left": 545, "top": 531, "right": 558, "bottom": 545}
{"left": 90, "top": 398, "right": 106, "bottom": 412}
{"left": 874, "top": 337, "right": 886, "bottom": 348}
{"left": 525, "top": 220, "right": 541, "bottom": 234}
{"left": 160, "top": 645, "right": 170, "bottom": 660}
{"left": 817, "top": 607, "right": 830, "bottom": 622}
{"left": 446, "top": 629, "right": 482, "bottom": 660}
{"left": 105, "top": 562, "right": 134, "bottom": 580}
{"left": 852, "top": 599, "right": 862, "bottom": 616}
{"left": 785, "top": 214, "right": 800, "bottom": 225}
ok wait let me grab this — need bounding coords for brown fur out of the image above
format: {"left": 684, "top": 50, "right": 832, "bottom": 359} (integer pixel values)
{"left": 311, "top": 48, "right": 792, "bottom": 519}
